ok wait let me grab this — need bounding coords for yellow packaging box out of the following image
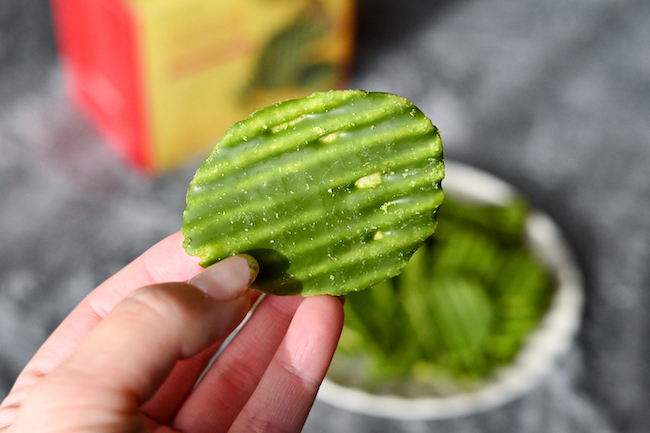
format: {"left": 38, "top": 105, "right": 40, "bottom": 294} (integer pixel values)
{"left": 52, "top": 0, "right": 356, "bottom": 173}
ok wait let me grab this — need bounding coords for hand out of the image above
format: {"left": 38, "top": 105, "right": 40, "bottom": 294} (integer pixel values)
{"left": 0, "top": 232, "right": 344, "bottom": 433}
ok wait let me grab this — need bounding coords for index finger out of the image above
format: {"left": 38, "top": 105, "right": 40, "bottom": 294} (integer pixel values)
{"left": 9, "top": 232, "right": 203, "bottom": 392}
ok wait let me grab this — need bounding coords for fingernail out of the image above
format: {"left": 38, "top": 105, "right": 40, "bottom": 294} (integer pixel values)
{"left": 189, "top": 254, "right": 259, "bottom": 302}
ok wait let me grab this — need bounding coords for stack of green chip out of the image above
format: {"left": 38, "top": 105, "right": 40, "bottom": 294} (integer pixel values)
{"left": 330, "top": 195, "right": 555, "bottom": 397}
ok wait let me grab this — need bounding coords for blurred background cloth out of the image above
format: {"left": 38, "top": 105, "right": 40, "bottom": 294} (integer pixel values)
{"left": 1, "top": 0, "right": 649, "bottom": 432}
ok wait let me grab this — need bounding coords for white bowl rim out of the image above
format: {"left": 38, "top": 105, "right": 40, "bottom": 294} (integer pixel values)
{"left": 316, "top": 161, "right": 584, "bottom": 420}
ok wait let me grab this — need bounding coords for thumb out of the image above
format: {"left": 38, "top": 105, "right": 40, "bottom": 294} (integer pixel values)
{"left": 8, "top": 254, "right": 257, "bottom": 433}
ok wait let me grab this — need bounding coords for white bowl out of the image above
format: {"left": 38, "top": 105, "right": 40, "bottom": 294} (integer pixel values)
{"left": 316, "top": 161, "right": 584, "bottom": 420}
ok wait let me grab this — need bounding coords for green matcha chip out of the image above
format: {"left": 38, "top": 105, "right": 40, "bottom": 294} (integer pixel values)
{"left": 182, "top": 90, "right": 444, "bottom": 296}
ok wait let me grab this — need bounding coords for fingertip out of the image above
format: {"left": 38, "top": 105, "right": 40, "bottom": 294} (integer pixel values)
{"left": 291, "top": 294, "right": 345, "bottom": 356}
{"left": 189, "top": 255, "right": 259, "bottom": 302}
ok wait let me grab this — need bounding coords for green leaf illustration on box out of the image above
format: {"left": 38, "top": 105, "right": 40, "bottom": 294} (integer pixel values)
{"left": 245, "top": 0, "right": 336, "bottom": 98}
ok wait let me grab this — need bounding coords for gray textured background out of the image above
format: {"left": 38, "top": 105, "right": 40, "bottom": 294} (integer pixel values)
{"left": 1, "top": 0, "right": 649, "bottom": 432}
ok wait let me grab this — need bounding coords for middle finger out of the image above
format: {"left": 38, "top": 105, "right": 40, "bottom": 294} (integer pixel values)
{"left": 171, "top": 294, "right": 304, "bottom": 433}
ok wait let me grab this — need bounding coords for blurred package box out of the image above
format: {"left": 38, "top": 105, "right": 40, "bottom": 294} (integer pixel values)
{"left": 51, "top": 0, "right": 355, "bottom": 174}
